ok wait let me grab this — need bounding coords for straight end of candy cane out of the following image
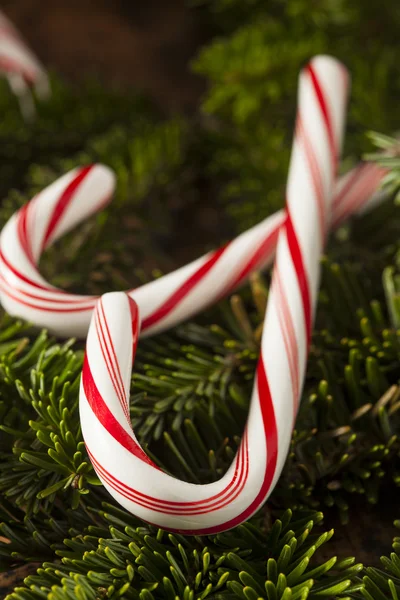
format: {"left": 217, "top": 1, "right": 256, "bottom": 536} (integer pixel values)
{"left": 308, "top": 54, "right": 349, "bottom": 75}
{"left": 303, "top": 55, "right": 350, "bottom": 161}
{"left": 307, "top": 54, "right": 350, "bottom": 91}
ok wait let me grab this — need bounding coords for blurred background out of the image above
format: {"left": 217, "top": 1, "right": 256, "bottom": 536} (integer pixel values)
{"left": 1, "top": 0, "right": 207, "bottom": 112}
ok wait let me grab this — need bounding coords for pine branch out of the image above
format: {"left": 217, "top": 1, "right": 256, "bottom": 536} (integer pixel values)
{"left": 362, "top": 521, "right": 400, "bottom": 600}
{"left": 0, "top": 74, "right": 155, "bottom": 199}
{"left": 5, "top": 508, "right": 363, "bottom": 600}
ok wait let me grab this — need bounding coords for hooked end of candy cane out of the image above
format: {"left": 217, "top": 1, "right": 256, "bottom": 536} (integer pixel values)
{"left": 38, "top": 163, "right": 117, "bottom": 247}
{"left": 84, "top": 292, "right": 141, "bottom": 429}
{"left": 96, "top": 291, "right": 140, "bottom": 322}
{"left": 91, "top": 163, "right": 116, "bottom": 207}
{"left": 90, "top": 291, "right": 141, "bottom": 363}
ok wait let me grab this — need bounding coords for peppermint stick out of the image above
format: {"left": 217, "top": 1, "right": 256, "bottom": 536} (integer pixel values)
{"left": 78, "top": 55, "right": 349, "bottom": 533}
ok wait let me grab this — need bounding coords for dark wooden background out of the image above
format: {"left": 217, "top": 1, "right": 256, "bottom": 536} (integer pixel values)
{"left": 1, "top": 0, "right": 208, "bottom": 113}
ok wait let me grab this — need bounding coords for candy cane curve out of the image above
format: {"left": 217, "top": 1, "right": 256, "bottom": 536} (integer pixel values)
{"left": 0, "top": 159, "right": 386, "bottom": 340}
{"left": 79, "top": 54, "right": 350, "bottom": 534}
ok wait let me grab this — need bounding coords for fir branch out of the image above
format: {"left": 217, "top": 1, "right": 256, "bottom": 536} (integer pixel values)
{"left": 5, "top": 508, "right": 362, "bottom": 600}
{"left": 0, "top": 74, "right": 154, "bottom": 199}
{"left": 362, "top": 521, "right": 400, "bottom": 600}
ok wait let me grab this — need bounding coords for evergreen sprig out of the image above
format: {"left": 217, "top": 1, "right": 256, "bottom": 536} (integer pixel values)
{"left": 0, "top": 75, "right": 154, "bottom": 199}
{"left": 362, "top": 521, "right": 400, "bottom": 600}
{"left": 6, "top": 508, "right": 363, "bottom": 600}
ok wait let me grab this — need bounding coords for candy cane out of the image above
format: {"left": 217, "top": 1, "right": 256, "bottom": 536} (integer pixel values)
{"left": 0, "top": 9, "right": 50, "bottom": 118}
{"left": 77, "top": 55, "right": 349, "bottom": 533}
{"left": 0, "top": 55, "right": 365, "bottom": 533}
{"left": 0, "top": 159, "right": 386, "bottom": 340}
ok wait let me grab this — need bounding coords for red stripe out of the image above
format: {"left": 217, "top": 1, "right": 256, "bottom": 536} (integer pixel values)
{"left": 297, "top": 116, "right": 326, "bottom": 240}
{"left": 87, "top": 440, "right": 246, "bottom": 511}
{"left": 95, "top": 310, "right": 130, "bottom": 423}
{"left": 42, "top": 165, "right": 94, "bottom": 250}
{"left": 223, "top": 227, "right": 280, "bottom": 296}
{"left": 274, "top": 269, "right": 299, "bottom": 408}
{"left": 0, "top": 185, "right": 112, "bottom": 301}
{"left": 98, "top": 300, "right": 127, "bottom": 413}
{"left": 181, "top": 359, "right": 278, "bottom": 535}
{"left": 332, "top": 167, "right": 380, "bottom": 227}
{"left": 0, "top": 251, "right": 97, "bottom": 304}
{"left": 142, "top": 244, "right": 230, "bottom": 330}
{"left": 17, "top": 203, "right": 36, "bottom": 268}
{"left": 0, "top": 55, "right": 37, "bottom": 84}
{"left": 332, "top": 164, "right": 366, "bottom": 211}
{"left": 23, "top": 202, "right": 36, "bottom": 266}
{"left": 306, "top": 63, "right": 336, "bottom": 173}
{"left": 87, "top": 358, "right": 278, "bottom": 534}
{"left": 83, "top": 291, "right": 251, "bottom": 512}
{"left": 0, "top": 278, "right": 97, "bottom": 306}
{"left": 128, "top": 296, "right": 140, "bottom": 359}
{"left": 332, "top": 165, "right": 386, "bottom": 227}
{"left": 16, "top": 206, "right": 29, "bottom": 263}
{"left": 0, "top": 249, "right": 50, "bottom": 291}
{"left": 207, "top": 359, "right": 279, "bottom": 532}
{"left": 285, "top": 212, "right": 312, "bottom": 346}
{"left": 0, "top": 277, "right": 96, "bottom": 312}
{"left": 86, "top": 431, "right": 249, "bottom": 515}
{"left": 84, "top": 403, "right": 249, "bottom": 510}
{"left": 82, "top": 354, "right": 156, "bottom": 467}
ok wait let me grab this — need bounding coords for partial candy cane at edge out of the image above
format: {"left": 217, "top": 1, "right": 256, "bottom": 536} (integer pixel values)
{"left": 0, "top": 9, "right": 50, "bottom": 118}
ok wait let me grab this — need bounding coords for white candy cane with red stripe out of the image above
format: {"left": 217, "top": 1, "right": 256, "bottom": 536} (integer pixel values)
{"left": 0, "top": 56, "right": 389, "bottom": 533}
{"left": 0, "top": 9, "right": 49, "bottom": 118}
{"left": 77, "top": 55, "right": 350, "bottom": 534}
{"left": 0, "top": 159, "right": 386, "bottom": 340}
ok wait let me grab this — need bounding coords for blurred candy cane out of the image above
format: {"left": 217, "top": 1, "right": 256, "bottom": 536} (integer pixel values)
{"left": 0, "top": 159, "right": 386, "bottom": 339}
{"left": 0, "top": 9, "right": 50, "bottom": 119}
{"left": 77, "top": 55, "right": 349, "bottom": 533}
